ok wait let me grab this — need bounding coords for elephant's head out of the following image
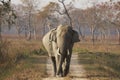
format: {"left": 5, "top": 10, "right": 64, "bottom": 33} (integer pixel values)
{"left": 56, "top": 25, "right": 80, "bottom": 42}
{"left": 55, "top": 25, "right": 80, "bottom": 54}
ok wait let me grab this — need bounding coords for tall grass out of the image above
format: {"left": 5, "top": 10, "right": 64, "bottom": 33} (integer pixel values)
{"left": 73, "top": 42, "right": 120, "bottom": 53}
{"left": 0, "top": 40, "right": 15, "bottom": 65}
{"left": 78, "top": 52, "right": 120, "bottom": 79}
{"left": 0, "top": 39, "right": 46, "bottom": 64}
{"left": 0, "top": 39, "right": 46, "bottom": 80}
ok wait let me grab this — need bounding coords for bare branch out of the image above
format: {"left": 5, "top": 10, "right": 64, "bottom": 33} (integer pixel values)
{"left": 58, "top": 0, "right": 65, "bottom": 3}
{"left": 54, "top": 9, "right": 64, "bottom": 15}
{"left": 58, "top": 0, "right": 72, "bottom": 27}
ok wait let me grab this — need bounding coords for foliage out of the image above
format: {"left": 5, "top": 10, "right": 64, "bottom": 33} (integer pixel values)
{"left": 0, "top": 0, "right": 16, "bottom": 30}
{"left": 0, "top": 39, "right": 45, "bottom": 67}
{"left": 9, "top": 0, "right": 119, "bottom": 44}
{"left": 0, "top": 40, "right": 11, "bottom": 64}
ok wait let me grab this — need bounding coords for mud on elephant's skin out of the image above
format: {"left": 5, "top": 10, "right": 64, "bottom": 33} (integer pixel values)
{"left": 42, "top": 25, "right": 80, "bottom": 77}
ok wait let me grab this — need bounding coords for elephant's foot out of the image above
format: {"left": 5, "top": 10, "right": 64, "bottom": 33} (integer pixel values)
{"left": 51, "top": 72, "right": 56, "bottom": 77}
{"left": 56, "top": 73, "right": 64, "bottom": 77}
{"left": 56, "top": 74, "right": 63, "bottom": 77}
{"left": 56, "top": 72, "right": 67, "bottom": 77}
{"left": 63, "top": 72, "right": 68, "bottom": 77}
{"left": 63, "top": 69, "right": 69, "bottom": 77}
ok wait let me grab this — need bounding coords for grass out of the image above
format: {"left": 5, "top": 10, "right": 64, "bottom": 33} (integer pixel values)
{"left": 4, "top": 55, "right": 47, "bottom": 80}
{"left": 0, "top": 38, "right": 120, "bottom": 80}
{"left": 76, "top": 50, "right": 120, "bottom": 79}
{"left": 0, "top": 58, "right": 30, "bottom": 80}
{"left": 73, "top": 42, "right": 120, "bottom": 80}
{"left": 0, "top": 39, "right": 46, "bottom": 80}
{"left": 73, "top": 42, "right": 120, "bottom": 53}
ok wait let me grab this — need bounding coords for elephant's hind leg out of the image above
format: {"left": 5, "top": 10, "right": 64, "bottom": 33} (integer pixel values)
{"left": 51, "top": 57, "right": 57, "bottom": 77}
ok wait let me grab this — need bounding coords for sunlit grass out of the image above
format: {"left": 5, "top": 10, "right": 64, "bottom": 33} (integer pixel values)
{"left": 78, "top": 51, "right": 120, "bottom": 79}
{"left": 73, "top": 42, "right": 120, "bottom": 79}
{"left": 0, "top": 39, "right": 46, "bottom": 80}
{"left": 0, "top": 39, "right": 120, "bottom": 79}
{"left": 73, "top": 42, "right": 120, "bottom": 53}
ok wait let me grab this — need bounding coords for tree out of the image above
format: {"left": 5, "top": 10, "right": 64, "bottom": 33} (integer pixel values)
{"left": 57, "top": 0, "right": 73, "bottom": 27}
{"left": 84, "top": 7, "right": 97, "bottom": 45}
{"left": 21, "top": 0, "right": 40, "bottom": 40}
{"left": 12, "top": 4, "right": 26, "bottom": 38}
{"left": 71, "top": 9, "right": 86, "bottom": 40}
{"left": 98, "top": 1, "right": 120, "bottom": 44}
{"left": 0, "top": 0, "right": 16, "bottom": 40}
{"left": 109, "top": 1, "right": 120, "bottom": 44}
{"left": 37, "top": 2, "right": 59, "bottom": 36}
{"left": 83, "top": 1, "right": 110, "bottom": 45}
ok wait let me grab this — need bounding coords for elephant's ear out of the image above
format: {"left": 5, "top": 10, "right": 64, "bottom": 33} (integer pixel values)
{"left": 49, "top": 29, "right": 57, "bottom": 42}
{"left": 72, "top": 30, "right": 80, "bottom": 43}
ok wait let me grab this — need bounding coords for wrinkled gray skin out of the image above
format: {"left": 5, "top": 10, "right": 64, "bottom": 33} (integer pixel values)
{"left": 42, "top": 25, "right": 80, "bottom": 77}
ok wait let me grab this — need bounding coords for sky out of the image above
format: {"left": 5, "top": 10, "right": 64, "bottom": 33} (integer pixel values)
{"left": 11, "top": 0, "right": 119, "bottom": 9}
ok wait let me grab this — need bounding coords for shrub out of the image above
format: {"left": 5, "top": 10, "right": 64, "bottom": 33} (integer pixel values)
{"left": 0, "top": 40, "right": 12, "bottom": 64}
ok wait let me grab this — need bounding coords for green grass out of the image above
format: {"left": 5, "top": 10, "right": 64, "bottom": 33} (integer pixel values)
{"left": 0, "top": 40, "right": 47, "bottom": 80}
{"left": 78, "top": 51, "right": 120, "bottom": 79}
{"left": 0, "top": 39, "right": 120, "bottom": 80}
{"left": 0, "top": 55, "right": 31, "bottom": 80}
{"left": 0, "top": 55, "right": 47, "bottom": 80}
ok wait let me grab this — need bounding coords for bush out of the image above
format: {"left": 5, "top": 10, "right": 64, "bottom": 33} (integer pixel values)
{"left": 32, "top": 48, "right": 46, "bottom": 55}
{"left": 0, "top": 40, "right": 30, "bottom": 66}
{"left": 0, "top": 40, "right": 46, "bottom": 66}
{"left": 0, "top": 40, "right": 12, "bottom": 64}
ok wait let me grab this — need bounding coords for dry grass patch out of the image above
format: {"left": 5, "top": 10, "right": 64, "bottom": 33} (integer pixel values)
{"left": 0, "top": 39, "right": 46, "bottom": 80}
{"left": 78, "top": 52, "right": 120, "bottom": 80}
{"left": 73, "top": 42, "right": 120, "bottom": 80}
{"left": 73, "top": 42, "right": 120, "bottom": 53}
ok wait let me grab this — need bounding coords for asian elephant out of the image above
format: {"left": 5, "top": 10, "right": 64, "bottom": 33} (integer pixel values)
{"left": 42, "top": 25, "right": 80, "bottom": 77}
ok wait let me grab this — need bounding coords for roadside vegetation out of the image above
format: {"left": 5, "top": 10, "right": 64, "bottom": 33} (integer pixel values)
{"left": 0, "top": 0, "right": 120, "bottom": 80}
{"left": 0, "top": 39, "right": 46, "bottom": 80}
{"left": 74, "top": 42, "right": 120, "bottom": 80}
{"left": 0, "top": 39, "right": 119, "bottom": 80}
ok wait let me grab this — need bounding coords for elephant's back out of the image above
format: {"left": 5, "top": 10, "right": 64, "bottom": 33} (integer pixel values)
{"left": 42, "top": 31, "right": 50, "bottom": 44}
{"left": 42, "top": 31, "right": 55, "bottom": 57}
{"left": 42, "top": 32, "right": 51, "bottom": 53}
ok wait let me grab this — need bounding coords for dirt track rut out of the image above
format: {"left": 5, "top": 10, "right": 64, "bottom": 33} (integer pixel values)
{"left": 43, "top": 53, "right": 88, "bottom": 80}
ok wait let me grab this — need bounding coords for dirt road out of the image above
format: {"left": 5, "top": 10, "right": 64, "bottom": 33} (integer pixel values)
{"left": 42, "top": 53, "right": 88, "bottom": 80}
{"left": 5, "top": 53, "right": 88, "bottom": 80}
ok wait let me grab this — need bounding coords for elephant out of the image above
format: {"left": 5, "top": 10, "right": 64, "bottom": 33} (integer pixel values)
{"left": 42, "top": 24, "right": 80, "bottom": 77}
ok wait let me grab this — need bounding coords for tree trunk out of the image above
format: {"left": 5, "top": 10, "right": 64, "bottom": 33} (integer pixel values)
{"left": 100, "top": 31, "right": 105, "bottom": 43}
{"left": 33, "top": 28, "right": 37, "bottom": 40}
{"left": 76, "top": 20, "right": 84, "bottom": 40}
{"left": 107, "top": 29, "right": 111, "bottom": 43}
{"left": 116, "top": 28, "right": 120, "bottom": 45}
{"left": 25, "top": 27, "right": 27, "bottom": 38}
{"left": 0, "top": 21, "right": 2, "bottom": 41}
{"left": 92, "top": 30, "right": 95, "bottom": 45}
{"left": 78, "top": 26, "right": 84, "bottom": 40}
{"left": 27, "top": 30, "right": 32, "bottom": 40}
{"left": 91, "top": 26, "right": 96, "bottom": 45}
{"left": 16, "top": 26, "right": 21, "bottom": 38}
{"left": 27, "top": 11, "right": 32, "bottom": 40}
